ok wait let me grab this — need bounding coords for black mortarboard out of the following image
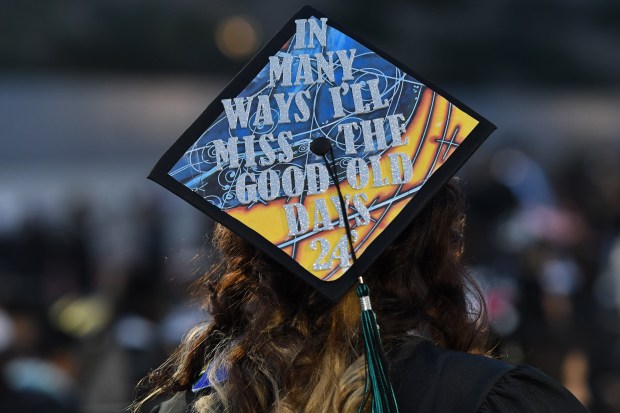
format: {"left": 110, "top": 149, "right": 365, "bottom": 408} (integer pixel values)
{"left": 149, "top": 7, "right": 494, "bottom": 302}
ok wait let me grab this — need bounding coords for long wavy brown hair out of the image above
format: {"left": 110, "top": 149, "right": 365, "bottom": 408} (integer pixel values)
{"left": 134, "top": 178, "right": 489, "bottom": 413}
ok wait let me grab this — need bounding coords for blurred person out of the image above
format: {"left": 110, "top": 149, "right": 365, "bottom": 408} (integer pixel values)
{"left": 133, "top": 180, "right": 588, "bottom": 413}
{"left": 0, "top": 306, "right": 79, "bottom": 413}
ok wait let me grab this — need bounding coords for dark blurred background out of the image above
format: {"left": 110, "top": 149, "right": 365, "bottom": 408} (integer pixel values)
{"left": 0, "top": 0, "right": 619, "bottom": 412}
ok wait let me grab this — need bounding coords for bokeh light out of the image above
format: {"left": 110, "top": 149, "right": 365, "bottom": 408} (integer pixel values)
{"left": 215, "top": 15, "right": 262, "bottom": 60}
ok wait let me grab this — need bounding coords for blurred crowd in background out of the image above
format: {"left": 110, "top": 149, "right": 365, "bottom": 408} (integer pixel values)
{"left": 0, "top": 0, "right": 619, "bottom": 412}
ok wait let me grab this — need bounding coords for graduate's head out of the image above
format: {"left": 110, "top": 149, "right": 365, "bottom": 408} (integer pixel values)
{"left": 203, "top": 177, "right": 482, "bottom": 350}
{"left": 134, "top": 178, "right": 489, "bottom": 413}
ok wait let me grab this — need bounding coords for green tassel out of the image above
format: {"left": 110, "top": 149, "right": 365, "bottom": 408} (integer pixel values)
{"left": 356, "top": 283, "right": 400, "bottom": 413}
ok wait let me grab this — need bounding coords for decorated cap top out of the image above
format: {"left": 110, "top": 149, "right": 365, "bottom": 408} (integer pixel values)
{"left": 149, "top": 6, "right": 495, "bottom": 301}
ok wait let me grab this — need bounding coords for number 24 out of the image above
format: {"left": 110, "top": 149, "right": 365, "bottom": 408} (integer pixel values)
{"left": 310, "top": 230, "right": 359, "bottom": 271}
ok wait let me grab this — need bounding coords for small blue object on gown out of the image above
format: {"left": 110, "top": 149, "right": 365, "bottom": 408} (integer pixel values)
{"left": 191, "top": 365, "right": 228, "bottom": 393}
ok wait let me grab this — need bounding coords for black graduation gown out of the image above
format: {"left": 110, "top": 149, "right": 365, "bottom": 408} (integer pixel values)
{"left": 150, "top": 341, "right": 589, "bottom": 413}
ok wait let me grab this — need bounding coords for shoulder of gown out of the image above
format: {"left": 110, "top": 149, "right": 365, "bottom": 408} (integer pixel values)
{"left": 477, "top": 363, "right": 589, "bottom": 413}
{"left": 389, "top": 340, "right": 589, "bottom": 413}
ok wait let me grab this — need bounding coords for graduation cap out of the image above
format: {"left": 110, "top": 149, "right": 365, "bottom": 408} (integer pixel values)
{"left": 150, "top": 6, "right": 495, "bottom": 411}
{"left": 150, "top": 6, "right": 495, "bottom": 301}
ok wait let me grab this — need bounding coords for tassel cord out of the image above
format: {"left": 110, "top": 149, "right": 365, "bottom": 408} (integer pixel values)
{"left": 321, "top": 147, "right": 358, "bottom": 267}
